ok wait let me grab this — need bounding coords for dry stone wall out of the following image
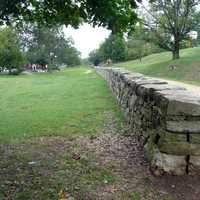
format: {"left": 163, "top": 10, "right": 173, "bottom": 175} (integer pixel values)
{"left": 95, "top": 66, "right": 200, "bottom": 175}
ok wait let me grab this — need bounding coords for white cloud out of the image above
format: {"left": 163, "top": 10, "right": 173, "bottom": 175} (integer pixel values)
{"left": 64, "top": 24, "right": 110, "bottom": 58}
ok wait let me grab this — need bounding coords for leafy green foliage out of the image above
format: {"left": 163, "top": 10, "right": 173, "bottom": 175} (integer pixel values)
{"left": 89, "top": 30, "right": 164, "bottom": 65}
{"left": 101, "top": 34, "right": 128, "bottom": 62}
{"left": 89, "top": 34, "right": 128, "bottom": 65}
{"left": 0, "top": 27, "right": 24, "bottom": 74}
{"left": 193, "top": 12, "right": 200, "bottom": 46}
{"left": 20, "top": 25, "right": 81, "bottom": 67}
{"left": 127, "top": 25, "right": 163, "bottom": 61}
{"left": 62, "top": 45, "right": 81, "bottom": 66}
{"left": 143, "top": 0, "right": 200, "bottom": 59}
{"left": 130, "top": 192, "right": 141, "bottom": 200}
{"left": 0, "top": 0, "right": 25, "bottom": 25}
{"left": 0, "top": 0, "right": 139, "bottom": 33}
{"left": 89, "top": 50, "right": 104, "bottom": 66}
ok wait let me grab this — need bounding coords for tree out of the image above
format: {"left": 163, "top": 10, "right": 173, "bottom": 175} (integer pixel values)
{"left": 62, "top": 47, "right": 81, "bottom": 66}
{"left": 89, "top": 34, "right": 128, "bottom": 65}
{"left": 89, "top": 50, "right": 104, "bottom": 66}
{"left": 141, "top": 0, "right": 200, "bottom": 59}
{"left": 127, "top": 39, "right": 146, "bottom": 62}
{"left": 196, "top": 29, "right": 200, "bottom": 46}
{"left": 0, "top": 27, "right": 24, "bottom": 74}
{"left": 18, "top": 25, "right": 81, "bottom": 68}
{"left": 127, "top": 25, "right": 148, "bottom": 61}
{"left": 193, "top": 12, "right": 200, "bottom": 46}
{"left": 101, "top": 34, "right": 128, "bottom": 62}
{"left": 127, "top": 25, "right": 164, "bottom": 61}
{"left": 0, "top": 0, "right": 139, "bottom": 33}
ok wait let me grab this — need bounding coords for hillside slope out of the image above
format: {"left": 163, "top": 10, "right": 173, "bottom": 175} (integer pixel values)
{"left": 115, "top": 47, "right": 200, "bottom": 85}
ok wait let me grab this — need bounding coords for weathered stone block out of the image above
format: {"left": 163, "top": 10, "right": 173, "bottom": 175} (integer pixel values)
{"left": 152, "top": 151, "right": 187, "bottom": 175}
{"left": 158, "top": 142, "right": 190, "bottom": 155}
{"left": 159, "top": 131, "right": 187, "bottom": 143}
{"left": 167, "top": 101, "right": 200, "bottom": 116}
{"left": 189, "top": 156, "right": 200, "bottom": 175}
{"left": 161, "top": 91, "right": 200, "bottom": 116}
{"left": 123, "top": 73, "right": 144, "bottom": 83}
{"left": 145, "top": 132, "right": 187, "bottom": 175}
{"left": 144, "top": 84, "right": 185, "bottom": 92}
{"left": 95, "top": 66, "right": 200, "bottom": 175}
{"left": 166, "top": 121, "right": 200, "bottom": 133}
{"left": 190, "top": 134, "right": 200, "bottom": 144}
{"left": 158, "top": 142, "right": 200, "bottom": 156}
{"left": 189, "top": 144, "right": 200, "bottom": 156}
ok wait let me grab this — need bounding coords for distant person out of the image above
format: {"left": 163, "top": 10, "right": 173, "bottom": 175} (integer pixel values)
{"left": 32, "top": 64, "right": 37, "bottom": 72}
{"left": 107, "top": 59, "right": 112, "bottom": 65}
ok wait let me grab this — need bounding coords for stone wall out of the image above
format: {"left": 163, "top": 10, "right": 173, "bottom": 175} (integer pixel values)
{"left": 95, "top": 66, "right": 200, "bottom": 175}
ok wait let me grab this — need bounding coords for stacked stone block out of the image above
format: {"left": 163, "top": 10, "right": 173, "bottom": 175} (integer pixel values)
{"left": 95, "top": 67, "right": 200, "bottom": 175}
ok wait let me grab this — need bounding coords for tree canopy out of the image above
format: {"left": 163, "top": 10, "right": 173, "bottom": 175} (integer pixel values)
{"left": 89, "top": 29, "right": 163, "bottom": 66}
{"left": 0, "top": 27, "right": 24, "bottom": 74}
{"left": 89, "top": 34, "right": 128, "bottom": 65}
{"left": 0, "top": 0, "right": 139, "bottom": 33}
{"left": 16, "top": 24, "right": 81, "bottom": 68}
{"left": 141, "top": 0, "right": 200, "bottom": 59}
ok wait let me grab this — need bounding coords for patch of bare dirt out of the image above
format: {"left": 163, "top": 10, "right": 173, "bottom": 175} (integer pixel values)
{"left": 1, "top": 116, "right": 200, "bottom": 200}
{"left": 77, "top": 120, "right": 200, "bottom": 200}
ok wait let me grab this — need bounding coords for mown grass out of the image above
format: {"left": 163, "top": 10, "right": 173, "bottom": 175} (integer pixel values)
{"left": 0, "top": 139, "right": 117, "bottom": 200}
{"left": 0, "top": 67, "right": 126, "bottom": 199}
{"left": 115, "top": 47, "right": 200, "bottom": 86}
{"left": 0, "top": 67, "right": 122, "bottom": 142}
{"left": 0, "top": 66, "right": 185, "bottom": 200}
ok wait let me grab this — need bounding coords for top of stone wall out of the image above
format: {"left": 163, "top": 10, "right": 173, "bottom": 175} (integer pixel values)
{"left": 95, "top": 67, "right": 200, "bottom": 117}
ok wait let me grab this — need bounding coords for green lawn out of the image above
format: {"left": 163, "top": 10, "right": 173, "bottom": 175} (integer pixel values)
{"left": 0, "top": 66, "right": 191, "bottom": 200}
{"left": 0, "top": 67, "right": 122, "bottom": 142}
{"left": 115, "top": 47, "right": 200, "bottom": 85}
{"left": 0, "top": 67, "right": 127, "bottom": 200}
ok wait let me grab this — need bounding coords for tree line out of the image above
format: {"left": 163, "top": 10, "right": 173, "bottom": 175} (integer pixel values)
{"left": 88, "top": 27, "right": 164, "bottom": 66}
{"left": 89, "top": 0, "right": 200, "bottom": 65}
{"left": 0, "top": 24, "right": 81, "bottom": 75}
{"left": 0, "top": 0, "right": 200, "bottom": 73}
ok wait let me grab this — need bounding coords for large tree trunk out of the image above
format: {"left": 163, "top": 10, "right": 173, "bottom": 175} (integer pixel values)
{"left": 172, "top": 39, "right": 180, "bottom": 60}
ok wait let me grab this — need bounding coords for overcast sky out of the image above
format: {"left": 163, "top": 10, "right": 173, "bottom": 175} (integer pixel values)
{"left": 64, "top": 24, "right": 110, "bottom": 58}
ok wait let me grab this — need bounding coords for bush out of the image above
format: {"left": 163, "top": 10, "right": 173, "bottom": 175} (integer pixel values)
{"left": 9, "top": 68, "right": 22, "bottom": 75}
{"left": 89, "top": 50, "right": 104, "bottom": 66}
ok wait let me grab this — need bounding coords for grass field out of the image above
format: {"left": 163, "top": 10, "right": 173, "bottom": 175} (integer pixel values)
{"left": 0, "top": 67, "right": 125, "bottom": 200}
{"left": 0, "top": 67, "right": 122, "bottom": 142}
{"left": 0, "top": 66, "right": 197, "bottom": 200}
{"left": 115, "top": 47, "right": 200, "bottom": 86}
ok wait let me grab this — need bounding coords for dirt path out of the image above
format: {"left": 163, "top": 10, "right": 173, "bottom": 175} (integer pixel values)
{"left": 1, "top": 113, "right": 200, "bottom": 200}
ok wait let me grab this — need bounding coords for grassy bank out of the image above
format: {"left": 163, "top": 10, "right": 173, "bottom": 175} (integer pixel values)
{"left": 115, "top": 47, "right": 200, "bottom": 86}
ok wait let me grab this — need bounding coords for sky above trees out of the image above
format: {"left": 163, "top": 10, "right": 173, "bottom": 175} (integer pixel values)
{"left": 62, "top": 0, "right": 148, "bottom": 59}
{"left": 64, "top": 24, "right": 110, "bottom": 58}
{"left": 63, "top": 0, "right": 200, "bottom": 59}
